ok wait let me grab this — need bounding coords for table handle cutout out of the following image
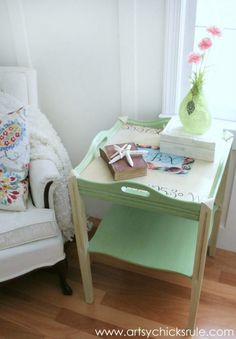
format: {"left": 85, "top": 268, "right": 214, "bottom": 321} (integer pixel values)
{"left": 121, "top": 186, "right": 150, "bottom": 197}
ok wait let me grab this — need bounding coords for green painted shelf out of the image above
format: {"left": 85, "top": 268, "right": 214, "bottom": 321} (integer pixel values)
{"left": 89, "top": 205, "right": 199, "bottom": 277}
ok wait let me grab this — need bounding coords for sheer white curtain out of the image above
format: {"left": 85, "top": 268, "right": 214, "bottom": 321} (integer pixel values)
{"left": 161, "top": 0, "right": 197, "bottom": 116}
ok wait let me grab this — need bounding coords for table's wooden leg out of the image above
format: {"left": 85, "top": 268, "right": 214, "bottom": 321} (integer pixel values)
{"left": 208, "top": 208, "right": 222, "bottom": 257}
{"left": 187, "top": 203, "right": 212, "bottom": 331}
{"left": 69, "top": 174, "right": 94, "bottom": 303}
{"left": 208, "top": 160, "right": 229, "bottom": 257}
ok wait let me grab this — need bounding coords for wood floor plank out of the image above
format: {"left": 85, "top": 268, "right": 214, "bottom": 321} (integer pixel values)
{"left": 0, "top": 301, "right": 78, "bottom": 339}
{"left": 56, "top": 307, "right": 124, "bottom": 338}
{"left": 0, "top": 286, "right": 59, "bottom": 320}
{"left": 197, "top": 300, "right": 236, "bottom": 331}
{"left": 91, "top": 261, "right": 191, "bottom": 299}
{"left": 202, "top": 279, "right": 236, "bottom": 304}
{"left": 219, "top": 271, "right": 236, "bottom": 287}
{"left": 7, "top": 274, "right": 172, "bottom": 331}
{"left": 91, "top": 263, "right": 190, "bottom": 327}
{"left": 0, "top": 317, "right": 44, "bottom": 339}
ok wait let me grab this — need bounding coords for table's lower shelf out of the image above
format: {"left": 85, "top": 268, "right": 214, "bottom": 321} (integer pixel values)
{"left": 89, "top": 205, "right": 199, "bottom": 277}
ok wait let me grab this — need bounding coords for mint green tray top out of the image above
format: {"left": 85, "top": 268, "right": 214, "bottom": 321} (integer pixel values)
{"left": 73, "top": 117, "right": 232, "bottom": 277}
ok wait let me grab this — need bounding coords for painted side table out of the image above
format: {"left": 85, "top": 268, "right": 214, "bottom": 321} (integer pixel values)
{"left": 69, "top": 116, "right": 233, "bottom": 331}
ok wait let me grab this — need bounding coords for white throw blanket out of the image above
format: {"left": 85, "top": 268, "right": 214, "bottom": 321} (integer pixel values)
{"left": 28, "top": 107, "right": 74, "bottom": 241}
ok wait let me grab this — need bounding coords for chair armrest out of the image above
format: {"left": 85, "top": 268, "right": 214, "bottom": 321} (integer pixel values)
{"left": 29, "top": 159, "right": 61, "bottom": 209}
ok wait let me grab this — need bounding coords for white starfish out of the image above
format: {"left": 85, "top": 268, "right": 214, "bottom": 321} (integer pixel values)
{"left": 109, "top": 144, "right": 147, "bottom": 167}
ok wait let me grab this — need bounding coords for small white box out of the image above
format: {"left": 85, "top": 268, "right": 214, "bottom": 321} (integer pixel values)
{"left": 160, "top": 116, "right": 223, "bottom": 161}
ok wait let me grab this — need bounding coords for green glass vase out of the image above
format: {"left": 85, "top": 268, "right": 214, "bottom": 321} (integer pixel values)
{"left": 179, "top": 89, "right": 211, "bottom": 134}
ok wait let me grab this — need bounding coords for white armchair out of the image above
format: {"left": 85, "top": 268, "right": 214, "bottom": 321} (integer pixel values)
{"left": 0, "top": 67, "right": 72, "bottom": 295}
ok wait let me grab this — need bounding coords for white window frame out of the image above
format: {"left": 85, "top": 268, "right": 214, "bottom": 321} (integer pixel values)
{"left": 161, "top": 0, "right": 236, "bottom": 146}
{"left": 161, "top": 0, "right": 197, "bottom": 116}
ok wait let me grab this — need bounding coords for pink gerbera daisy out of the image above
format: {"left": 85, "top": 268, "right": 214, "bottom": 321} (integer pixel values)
{"left": 198, "top": 37, "right": 212, "bottom": 50}
{"left": 188, "top": 52, "right": 202, "bottom": 64}
{"left": 207, "top": 26, "right": 222, "bottom": 37}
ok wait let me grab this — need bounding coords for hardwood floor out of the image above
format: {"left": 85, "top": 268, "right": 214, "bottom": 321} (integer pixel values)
{"left": 0, "top": 238, "right": 236, "bottom": 338}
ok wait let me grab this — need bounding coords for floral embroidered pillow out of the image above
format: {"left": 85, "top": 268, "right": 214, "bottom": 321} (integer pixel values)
{"left": 0, "top": 93, "right": 30, "bottom": 179}
{"left": 0, "top": 92, "right": 30, "bottom": 211}
{"left": 0, "top": 169, "right": 28, "bottom": 211}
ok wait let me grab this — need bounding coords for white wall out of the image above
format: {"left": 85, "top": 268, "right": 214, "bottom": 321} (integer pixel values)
{"left": 0, "top": 0, "right": 17, "bottom": 65}
{"left": 0, "top": 0, "right": 165, "bottom": 165}
{"left": 22, "top": 0, "right": 122, "bottom": 165}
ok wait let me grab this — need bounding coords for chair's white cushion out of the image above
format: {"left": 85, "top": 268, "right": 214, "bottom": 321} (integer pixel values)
{"left": 0, "top": 198, "right": 59, "bottom": 250}
{"left": 0, "top": 233, "right": 65, "bottom": 282}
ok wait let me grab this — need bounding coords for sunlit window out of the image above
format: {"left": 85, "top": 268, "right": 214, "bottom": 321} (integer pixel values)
{"left": 194, "top": 0, "right": 236, "bottom": 121}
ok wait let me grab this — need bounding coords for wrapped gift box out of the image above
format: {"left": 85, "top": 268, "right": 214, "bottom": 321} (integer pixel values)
{"left": 159, "top": 116, "right": 223, "bottom": 162}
